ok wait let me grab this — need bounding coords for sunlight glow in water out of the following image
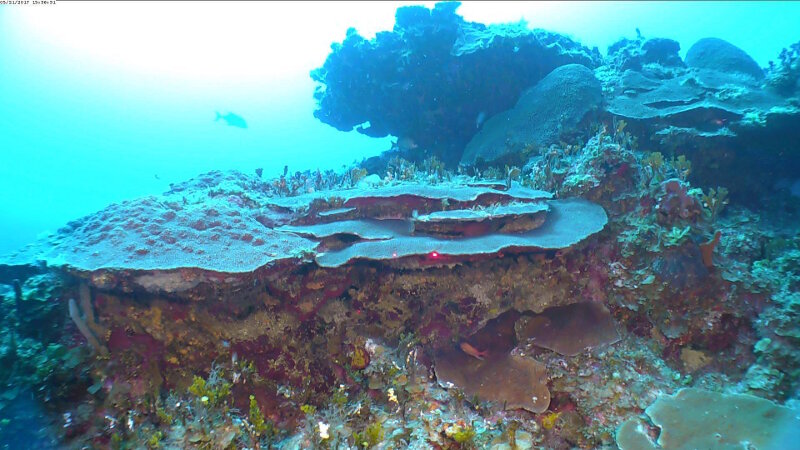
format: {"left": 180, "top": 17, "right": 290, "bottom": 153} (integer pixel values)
{"left": 11, "top": 2, "right": 424, "bottom": 83}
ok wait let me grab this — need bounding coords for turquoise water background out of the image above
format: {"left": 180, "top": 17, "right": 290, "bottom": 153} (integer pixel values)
{"left": 1, "top": 1, "right": 799, "bottom": 255}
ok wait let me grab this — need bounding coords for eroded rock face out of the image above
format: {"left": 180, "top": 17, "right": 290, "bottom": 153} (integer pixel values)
{"left": 461, "top": 64, "right": 602, "bottom": 167}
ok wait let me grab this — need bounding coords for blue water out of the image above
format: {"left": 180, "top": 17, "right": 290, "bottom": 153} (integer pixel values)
{"left": 1, "top": 1, "right": 799, "bottom": 254}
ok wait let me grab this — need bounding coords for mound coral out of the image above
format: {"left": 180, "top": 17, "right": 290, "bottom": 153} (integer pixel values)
{"left": 310, "top": 1, "right": 600, "bottom": 164}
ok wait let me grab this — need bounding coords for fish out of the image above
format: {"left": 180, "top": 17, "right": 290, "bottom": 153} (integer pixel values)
{"left": 475, "top": 111, "right": 487, "bottom": 129}
{"left": 395, "top": 136, "right": 418, "bottom": 153}
{"left": 459, "top": 341, "right": 489, "bottom": 360}
{"left": 215, "top": 111, "right": 248, "bottom": 129}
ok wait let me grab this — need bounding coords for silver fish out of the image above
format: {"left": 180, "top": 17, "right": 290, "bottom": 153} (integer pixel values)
{"left": 476, "top": 111, "right": 487, "bottom": 129}
{"left": 215, "top": 111, "right": 248, "bottom": 129}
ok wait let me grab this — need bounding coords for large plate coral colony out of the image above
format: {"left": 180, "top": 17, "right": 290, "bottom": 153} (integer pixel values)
{"left": 2, "top": 2, "right": 800, "bottom": 449}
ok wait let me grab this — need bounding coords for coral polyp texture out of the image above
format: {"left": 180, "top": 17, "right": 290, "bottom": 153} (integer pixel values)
{"left": 4, "top": 170, "right": 317, "bottom": 273}
{"left": 616, "top": 388, "right": 800, "bottom": 450}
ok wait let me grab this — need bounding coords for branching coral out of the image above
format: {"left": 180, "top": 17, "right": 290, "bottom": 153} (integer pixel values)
{"left": 701, "top": 186, "right": 729, "bottom": 223}
{"left": 641, "top": 151, "right": 666, "bottom": 185}
{"left": 670, "top": 155, "right": 692, "bottom": 181}
{"left": 767, "top": 40, "right": 800, "bottom": 96}
{"left": 661, "top": 226, "right": 691, "bottom": 247}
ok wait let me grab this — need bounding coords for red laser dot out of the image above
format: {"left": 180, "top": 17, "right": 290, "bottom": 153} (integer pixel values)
{"left": 431, "top": 251, "right": 439, "bottom": 258}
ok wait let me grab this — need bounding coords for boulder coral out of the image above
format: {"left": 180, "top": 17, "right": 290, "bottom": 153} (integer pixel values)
{"left": 311, "top": 1, "right": 600, "bottom": 165}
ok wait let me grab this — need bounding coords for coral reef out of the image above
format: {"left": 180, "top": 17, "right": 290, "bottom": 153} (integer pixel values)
{"left": 436, "top": 351, "right": 551, "bottom": 413}
{"left": 515, "top": 302, "right": 621, "bottom": 357}
{"left": 4, "top": 170, "right": 318, "bottom": 274}
{"left": 600, "top": 36, "right": 800, "bottom": 203}
{"left": 311, "top": 1, "right": 600, "bottom": 165}
{"left": 616, "top": 388, "right": 800, "bottom": 449}
{"left": 685, "top": 37, "right": 765, "bottom": 80}
{"left": 1, "top": 142, "right": 797, "bottom": 449}
{"left": 461, "top": 64, "right": 602, "bottom": 167}
{"left": 655, "top": 178, "right": 703, "bottom": 225}
{"left": 67, "top": 289, "right": 107, "bottom": 356}
{"left": 4, "top": 4, "right": 800, "bottom": 449}
{"left": 766, "top": 40, "right": 800, "bottom": 96}
{"left": 604, "top": 35, "right": 685, "bottom": 72}
{"left": 308, "top": 198, "right": 607, "bottom": 268}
